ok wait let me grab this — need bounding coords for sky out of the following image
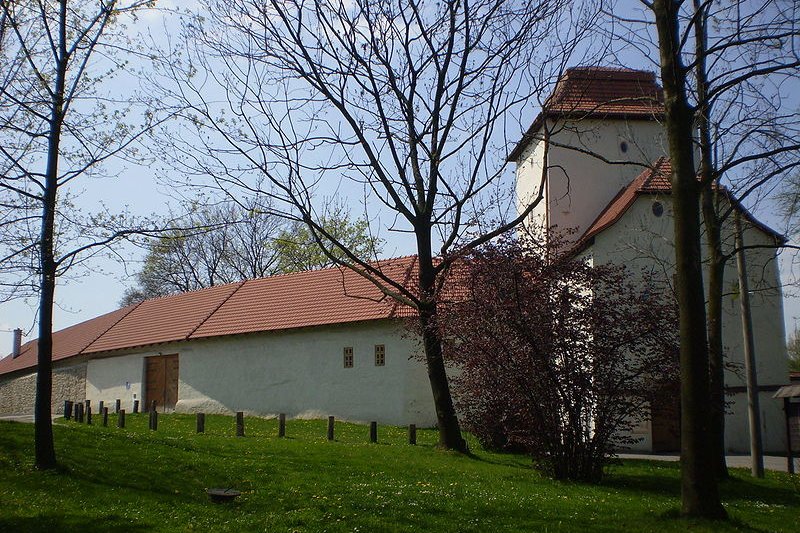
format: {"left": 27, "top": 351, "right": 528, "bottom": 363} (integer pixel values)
{"left": 1, "top": 0, "right": 799, "bottom": 355}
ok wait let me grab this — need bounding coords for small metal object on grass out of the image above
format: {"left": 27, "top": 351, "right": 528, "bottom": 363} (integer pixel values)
{"left": 207, "top": 488, "right": 241, "bottom": 503}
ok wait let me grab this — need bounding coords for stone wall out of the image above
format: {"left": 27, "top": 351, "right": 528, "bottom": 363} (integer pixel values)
{"left": 0, "top": 363, "right": 87, "bottom": 416}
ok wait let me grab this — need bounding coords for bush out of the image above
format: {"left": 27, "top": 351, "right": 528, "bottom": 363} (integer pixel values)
{"left": 437, "top": 235, "right": 679, "bottom": 482}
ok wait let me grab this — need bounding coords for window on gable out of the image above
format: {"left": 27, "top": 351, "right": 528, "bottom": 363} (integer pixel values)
{"left": 374, "top": 344, "right": 385, "bottom": 367}
{"left": 343, "top": 347, "right": 354, "bottom": 368}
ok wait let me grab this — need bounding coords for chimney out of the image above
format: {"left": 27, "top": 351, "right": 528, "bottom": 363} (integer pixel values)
{"left": 11, "top": 328, "right": 22, "bottom": 359}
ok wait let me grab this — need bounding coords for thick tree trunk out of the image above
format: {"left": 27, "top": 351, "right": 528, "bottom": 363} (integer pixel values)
{"left": 652, "top": 0, "right": 726, "bottom": 519}
{"left": 34, "top": 0, "right": 67, "bottom": 470}
{"left": 416, "top": 230, "right": 467, "bottom": 452}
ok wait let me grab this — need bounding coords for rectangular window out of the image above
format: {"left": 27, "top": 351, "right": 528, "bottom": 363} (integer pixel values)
{"left": 374, "top": 344, "right": 385, "bottom": 366}
{"left": 343, "top": 347, "right": 354, "bottom": 368}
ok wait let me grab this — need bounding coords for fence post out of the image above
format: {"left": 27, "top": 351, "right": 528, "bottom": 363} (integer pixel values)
{"left": 98, "top": 400, "right": 104, "bottom": 416}
{"left": 115, "top": 399, "right": 120, "bottom": 414}
{"left": 64, "top": 400, "right": 72, "bottom": 420}
{"left": 370, "top": 421, "right": 378, "bottom": 443}
{"left": 72, "top": 402, "right": 79, "bottom": 421}
{"left": 133, "top": 399, "right": 139, "bottom": 414}
{"left": 196, "top": 413, "right": 205, "bottom": 433}
{"left": 327, "top": 416, "right": 335, "bottom": 441}
{"left": 236, "top": 412, "right": 245, "bottom": 437}
{"left": 76, "top": 402, "right": 84, "bottom": 423}
{"left": 102, "top": 407, "right": 109, "bottom": 427}
{"left": 149, "top": 409, "right": 158, "bottom": 431}
{"left": 278, "top": 413, "right": 286, "bottom": 438}
{"left": 86, "top": 405, "right": 92, "bottom": 425}
{"left": 118, "top": 409, "right": 125, "bottom": 428}
{"left": 408, "top": 424, "right": 417, "bottom": 445}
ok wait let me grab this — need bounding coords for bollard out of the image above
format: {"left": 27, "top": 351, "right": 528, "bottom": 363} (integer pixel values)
{"left": 327, "top": 416, "right": 335, "bottom": 441}
{"left": 72, "top": 402, "right": 80, "bottom": 421}
{"left": 86, "top": 405, "right": 92, "bottom": 425}
{"left": 236, "top": 412, "right": 245, "bottom": 437}
{"left": 64, "top": 400, "right": 72, "bottom": 420}
{"left": 370, "top": 421, "right": 378, "bottom": 443}
{"left": 151, "top": 400, "right": 156, "bottom": 413}
{"left": 118, "top": 409, "right": 126, "bottom": 428}
{"left": 76, "top": 402, "right": 84, "bottom": 423}
{"left": 85, "top": 399, "right": 91, "bottom": 416}
{"left": 133, "top": 399, "right": 139, "bottom": 414}
{"left": 196, "top": 413, "right": 205, "bottom": 433}
{"left": 102, "top": 407, "right": 109, "bottom": 427}
{"left": 98, "top": 400, "right": 104, "bottom": 416}
{"left": 278, "top": 413, "right": 286, "bottom": 438}
{"left": 115, "top": 399, "right": 121, "bottom": 414}
{"left": 149, "top": 409, "right": 158, "bottom": 431}
{"left": 408, "top": 424, "right": 417, "bottom": 445}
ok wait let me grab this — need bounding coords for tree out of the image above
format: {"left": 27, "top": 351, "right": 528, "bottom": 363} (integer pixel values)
{"left": 155, "top": 0, "right": 594, "bottom": 450}
{"left": 436, "top": 233, "right": 679, "bottom": 481}
{"left": 121, "top": 199, "right": 383, "bottom": 304}
{"left": 612, "top": 0, "right": 799, "bottom": 489}
{"left": 787, "top": 328, "right": 800, "bottom": 372}
{"left": 275, "top": 204, "right": 383, "bottom": 273}
{"left": 0, "top": 0, "right": 161, "bottom": 469}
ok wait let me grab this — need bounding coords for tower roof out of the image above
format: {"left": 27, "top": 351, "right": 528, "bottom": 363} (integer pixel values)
{"left": 508, "top": 66, "right": 664, "bottom": 161}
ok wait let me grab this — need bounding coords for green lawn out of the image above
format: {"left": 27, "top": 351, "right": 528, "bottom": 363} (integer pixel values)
{"left": 0, "top": 414, "right": 797, "bottom": 532}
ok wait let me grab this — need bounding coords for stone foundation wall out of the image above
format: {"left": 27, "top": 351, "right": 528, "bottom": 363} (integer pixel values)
{"left": 0, "top": 363, "right": 87, "bottom": 416}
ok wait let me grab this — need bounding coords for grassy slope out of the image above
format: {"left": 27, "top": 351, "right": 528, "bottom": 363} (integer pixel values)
{"left": 0, "top": 415, "right": 797, "bottom": 532}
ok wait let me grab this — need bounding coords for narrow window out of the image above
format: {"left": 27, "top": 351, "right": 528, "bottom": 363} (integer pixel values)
{"left": 343, "top": 347, "right": 354, "bottom": 368}
{"left": 374, "top": 344, "right": 386, "bottom": 366}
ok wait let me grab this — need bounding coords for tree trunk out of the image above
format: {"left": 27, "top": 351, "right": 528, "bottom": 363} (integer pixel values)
{"left": 652, "top": 0, "right": 726, "bottom": 519}
{"left": 703, "top": 189, "right": 729, "bottom": 480}
{"left": 416, "top": 230, "right": 467, "bottom": 452}
{"left": 34, "top": 0, "right": 68, "bottom": 470}
{"left": 693, "top": 0, "right": 728, "bottom": 480}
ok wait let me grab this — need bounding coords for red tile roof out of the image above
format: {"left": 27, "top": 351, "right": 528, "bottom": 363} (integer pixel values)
{"left": 578, "top": 157, "right": 785, "bottom": 248}
{"left": 508, "top": 66, "right": 664, "bottom": 161}
{"left": 0, "top": 257, "right": 418, "bottom": 376}
{"left": 0, "top": 305, "right": 137, "bottom": 375}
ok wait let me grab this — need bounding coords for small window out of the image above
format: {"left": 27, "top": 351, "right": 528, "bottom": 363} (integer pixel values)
{"left": 620, "top": 141, "right": 629, "bottom": 153}
{"left": 343, "top": 347, "right": 354, "bottom": 368}
{"left": 652, "top": 201, "right": 664, "bottom": 217}
{"left": 374, "top": 344, "right": 385, "bottom": 366}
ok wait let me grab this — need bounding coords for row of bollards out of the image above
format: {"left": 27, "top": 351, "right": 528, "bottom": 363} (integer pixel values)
{"left": 64, "top": 400, "right": 419, "bottom": 444}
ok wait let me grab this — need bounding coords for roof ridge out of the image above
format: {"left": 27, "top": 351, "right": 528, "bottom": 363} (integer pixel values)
{"left": 185, "top": 280, "right": 247, "bottom": 340}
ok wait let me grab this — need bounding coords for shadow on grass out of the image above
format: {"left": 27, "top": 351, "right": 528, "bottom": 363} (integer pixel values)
{"left": 0, "top": 514, "right": 152, "bottom": 533}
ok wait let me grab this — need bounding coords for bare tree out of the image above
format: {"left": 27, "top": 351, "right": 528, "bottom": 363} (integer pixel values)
{"left": 0, "top": 0, "right": 165, "bottom": 469}
{"left": 155, "top": 0, "right": 594, "bottom": 450}
{"left": 640, "top": 0, "right": 800, "bottom": 519}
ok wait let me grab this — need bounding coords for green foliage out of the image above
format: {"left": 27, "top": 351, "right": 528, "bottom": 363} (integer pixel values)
{"left": 122, "top": 202, "right": 382, "bottom": 305}
{"left": 1, "top": 415, "right": 798, "bottom": 532}
{"left": 787, "top": 328, "right": 800, "bottom": 372}
{"left": 275, "top": 207, "right": 382, "bottom": 273}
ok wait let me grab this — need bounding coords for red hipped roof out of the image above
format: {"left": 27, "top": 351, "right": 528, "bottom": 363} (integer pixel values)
{"left": 0, "top": 257, "right": 417, "bottom": 376}
{"left": 508, "top": 66, "right": 664, "bottom": 161}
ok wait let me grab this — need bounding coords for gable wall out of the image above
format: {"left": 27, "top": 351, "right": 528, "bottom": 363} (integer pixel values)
{"left": 591, "top": 196, "right": 789, "bottom": 453}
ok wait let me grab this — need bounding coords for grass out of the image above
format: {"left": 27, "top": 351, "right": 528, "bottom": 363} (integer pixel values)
{"left": 0, "top": 414, "right": 798, "bottom": 532}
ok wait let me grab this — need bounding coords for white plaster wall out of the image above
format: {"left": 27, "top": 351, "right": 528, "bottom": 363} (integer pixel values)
{"left": 86, "top": 352, "right": 147, "bottom": 412}
{"left": 84, "top": 320, "right": 436, "bottom": 426}
{"left": 515, "top": 118, "right": 667, "bottom": 237}
{"left": 591, "top": 196, "right": 789, "bottom": 453}
{"left": 515, "top": 136, "right": 549, "bottom": 233}
{"left": 177, "top": 321, "right": 431, "bottom": 425}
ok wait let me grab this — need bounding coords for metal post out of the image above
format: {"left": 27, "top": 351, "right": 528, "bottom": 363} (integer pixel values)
{"left": 735, "top": 213, "right": 764, "bottom": 478}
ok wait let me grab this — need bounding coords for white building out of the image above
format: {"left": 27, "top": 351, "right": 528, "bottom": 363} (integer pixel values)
{"left": 511, "top": 67, "right": 789, "bottom": 453}
{"left": 0, "top": 67, "right": 790, "bottom": 453}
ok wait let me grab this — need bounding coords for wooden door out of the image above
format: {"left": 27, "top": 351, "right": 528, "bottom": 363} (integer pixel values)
{"left": 145, "top": 354, "right": 179, "bottom": 411}
{"left": 651, "top": 394, "right": 681, "bottom": 452}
